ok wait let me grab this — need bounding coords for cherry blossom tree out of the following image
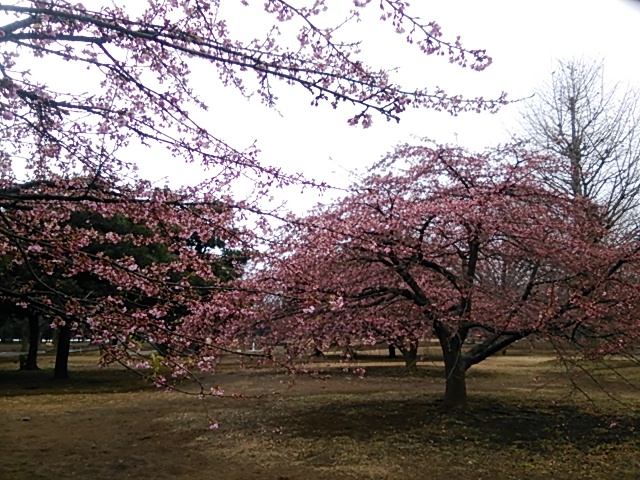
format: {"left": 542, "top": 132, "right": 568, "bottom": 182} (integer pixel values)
{"left": 255, "top": 143, "right": 640, "bottom": 408}
{"left": 0, "top": 0, "right": 505, "bottom": 185}
{"left": 0, "top": 1, "right": 511, "bottom": 391}
{"left": 0, "top": 176, "right": 252, "bottom": 377}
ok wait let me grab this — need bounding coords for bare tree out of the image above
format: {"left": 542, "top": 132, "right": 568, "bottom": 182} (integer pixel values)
{"left": 520, "top": 58, "right": 640, "bottom": 231}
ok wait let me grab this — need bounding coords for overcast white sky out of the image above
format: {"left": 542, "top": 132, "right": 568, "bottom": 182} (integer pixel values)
{"left": 130, "top": 0, "right": 640, "bottom": 212}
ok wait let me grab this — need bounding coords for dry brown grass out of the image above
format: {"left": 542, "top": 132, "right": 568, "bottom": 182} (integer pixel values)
{"left": 1, "top": 347, "right": 639, "bottom": 480}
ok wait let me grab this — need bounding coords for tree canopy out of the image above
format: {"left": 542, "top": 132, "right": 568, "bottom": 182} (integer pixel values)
{"left": 520, "top": 58, "right": 640, "bottom": 231}
{"left": 0, "top": 1, "right": 509, "bottom": 380}
{"left": 0, "top": 0, "right": 505, "bottom": 185}
{"left": 253, "top": 143, "right": 640, "bottom": 407}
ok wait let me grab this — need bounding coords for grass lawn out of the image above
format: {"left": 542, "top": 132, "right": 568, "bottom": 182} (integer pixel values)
{"left": 1, "top": 346, "right": 639, "bottom": 479}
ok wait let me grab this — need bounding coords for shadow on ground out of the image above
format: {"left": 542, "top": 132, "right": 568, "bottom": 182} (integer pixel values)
{"left": 0, "top": 367, "right": 152, "bottom": 396}
{"left": 275, "top": 395, "right": 640, "bottom": 451}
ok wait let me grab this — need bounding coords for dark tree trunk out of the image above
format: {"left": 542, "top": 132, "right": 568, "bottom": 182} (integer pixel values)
{"left": 439, "top": 335, "right": 468, "bottom": 409}
{"left": 388, "top": 344, "right": 397, "bottom": 359}
{"left": 443, "top": 350, "right": 467, "bottom": 409}
{"left": 54, "top": 325, "right": 72, "bottom": 380}
{"left": 399, "top": 343, "right": 419, "bottom": 371}
{"left": 21, "top": 313, "right": 40, "bottom": 370}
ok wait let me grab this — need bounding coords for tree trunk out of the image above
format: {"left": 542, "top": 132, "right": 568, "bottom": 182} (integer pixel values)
{"left": 54, "top": 325, "right": 72, "bottom": 380}
{"left": 388, "top": 344, "right": 397, "bottom": 359}
{"left": 436, "top": 326, "right": 468, "bottom": 409}
{"left": 399, "top": 343, "right": 419, "bottom": 371}
{"left": 443, "top": 350, "right": 467, "bottom": 409}
{"left": 22, "top": 313, "right": 40, "bottom": 370}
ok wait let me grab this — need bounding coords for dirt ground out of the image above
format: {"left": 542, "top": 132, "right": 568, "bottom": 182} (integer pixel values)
{"left": 1, "top": 347, "right": 639, "bottom": 480}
